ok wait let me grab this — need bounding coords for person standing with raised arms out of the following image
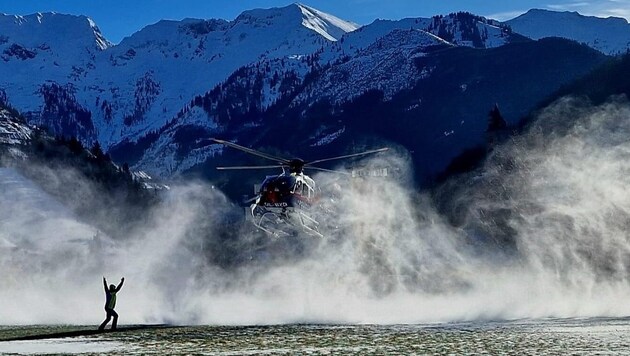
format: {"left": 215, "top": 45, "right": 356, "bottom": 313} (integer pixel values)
{"left": 98, "top": 276, "right": 124, "bottom": 331}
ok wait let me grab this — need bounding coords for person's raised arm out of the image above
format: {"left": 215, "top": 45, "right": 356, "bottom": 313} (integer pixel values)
{"left": 116, "top": 277, "right": 124, "bottom": 292}
{"left": 103, "top": 277, "right": 108, "bottom": 292}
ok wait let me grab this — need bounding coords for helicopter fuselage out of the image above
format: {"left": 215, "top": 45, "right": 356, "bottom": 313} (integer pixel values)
{"left": 246, "top": 172, "right": 322, "bottom": 237}
{"left": 210, "top": 137, "right": 387, "bottom": 237}
{"left": 256, "top": 172, "right": 316, "bottom": 210}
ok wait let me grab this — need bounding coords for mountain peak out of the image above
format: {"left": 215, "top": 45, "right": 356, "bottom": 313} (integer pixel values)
{"left": 294, "top": 3, "right": 359, "bottom": 41}
{"left": 0, "top": 12, "right": 111, "bottom": 50}
{"left": 234, "top": 3, "right": 358, "bottom": 41}
{"left": 519, "top": 8, "right": 628, "bottom": 24}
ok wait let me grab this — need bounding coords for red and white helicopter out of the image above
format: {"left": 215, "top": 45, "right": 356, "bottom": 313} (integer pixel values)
{"left": 211, "top": 138, "right": 388, "bottom": 237}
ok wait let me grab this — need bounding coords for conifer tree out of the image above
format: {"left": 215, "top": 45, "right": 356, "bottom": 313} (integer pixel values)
{"left": 487, "top": 103, "right": 506, "bottom": 132}
{"left": 486, "top": 103, "right": 508, "bottom": 149}
{"left": 90, "top": 141, "right": 106, "bottom": 162}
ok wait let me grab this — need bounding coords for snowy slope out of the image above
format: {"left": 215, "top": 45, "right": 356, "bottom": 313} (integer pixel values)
{"left": 0, "top": 13, "right": 109, "bottom": 98}
{"left": 507, "top": 9, "right": 630, "bottom": 55}
{"left": 299, "top": 29, "right": 452, "bottom": 104}
{"left": 0, "top": 108, "right": 31, "bottom": 145}
{"left": 320, "top": 12, "right": 515, "bottom": 64}
{"left": 0, "top": 12, "right": 109, "bottom": 52}
{"left": 296, "top": 3, "right": 359, "bottom": 41}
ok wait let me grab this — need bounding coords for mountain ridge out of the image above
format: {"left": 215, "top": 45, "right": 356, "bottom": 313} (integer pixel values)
{"left": 0, "top": 3, "right": 360, "bottom": 150}
{"left": 0, "top": 4, "right": 626, "bottom": 185}
{"left": 507, "top": 8, "right": 630, "bottom": 55}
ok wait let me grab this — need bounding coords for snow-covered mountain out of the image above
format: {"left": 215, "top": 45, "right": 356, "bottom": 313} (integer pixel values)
{"left": 113, "top": 11, "right": 524, "bottom": 177}
{"left": 297, "top": 29, "right": 451, "bottom": 105}
{"left": 0, "top": 13, "right": 109, "bottom": 142}
{"left": 307, "top": 12, "right": 519, "bottom": 103}
{"left": 0, "top": 4, "right": 624, "bottom": 182}
{"left": 120, "top": 38, "right": 606, "bottom": 182}
{"left": 295, "top": 3, "right": 359, "bottom": 41}
{"left": 507, "top": 9, "right": 630, "bottom": 55}
{"left": 0, "top": 4, "right": 359, "bottom": 149}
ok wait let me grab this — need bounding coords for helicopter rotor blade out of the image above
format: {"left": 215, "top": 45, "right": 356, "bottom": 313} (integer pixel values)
{"left": 306, "top": 147, "right": 389, "bottom": 166}
{"left": 211, "top": 138, "right": 291, "bottom": 164}
{"left": 305, "top": 166, "right": 351, "bottom": 175}
{"left": 216, "top": 165, "right": 287, "bottom": 170}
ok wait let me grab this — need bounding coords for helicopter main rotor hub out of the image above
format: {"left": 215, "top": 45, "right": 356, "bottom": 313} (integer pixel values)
{"left": 289, "top": 159, "right": 305, "bottom": 174}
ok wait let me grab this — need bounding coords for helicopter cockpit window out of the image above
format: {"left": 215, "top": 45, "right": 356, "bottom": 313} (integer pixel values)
{"left": 260, "top": 176, "right": 296, "bottom": 194}
{"left": 279, "top": 176, "right": 297, "bottom": 189}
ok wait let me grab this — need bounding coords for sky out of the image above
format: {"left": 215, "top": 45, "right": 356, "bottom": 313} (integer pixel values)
{"left": 0, "top": 0, "right": 629, "bottom": 44}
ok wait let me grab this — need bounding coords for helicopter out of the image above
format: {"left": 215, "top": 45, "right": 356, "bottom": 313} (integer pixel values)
{"left": 211, "top": 138, "right": 388, "bottom": 238}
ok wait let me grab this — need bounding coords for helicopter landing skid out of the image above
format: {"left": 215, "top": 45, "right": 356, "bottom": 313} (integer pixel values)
{"left": 296, "top": 211, "right": 323, "bottom": 238}
{"left": 254, "top": 211, "right": 293, "bottom": 238}
{"left": 251, "top": 208, "right": 323, "bottom": 238}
